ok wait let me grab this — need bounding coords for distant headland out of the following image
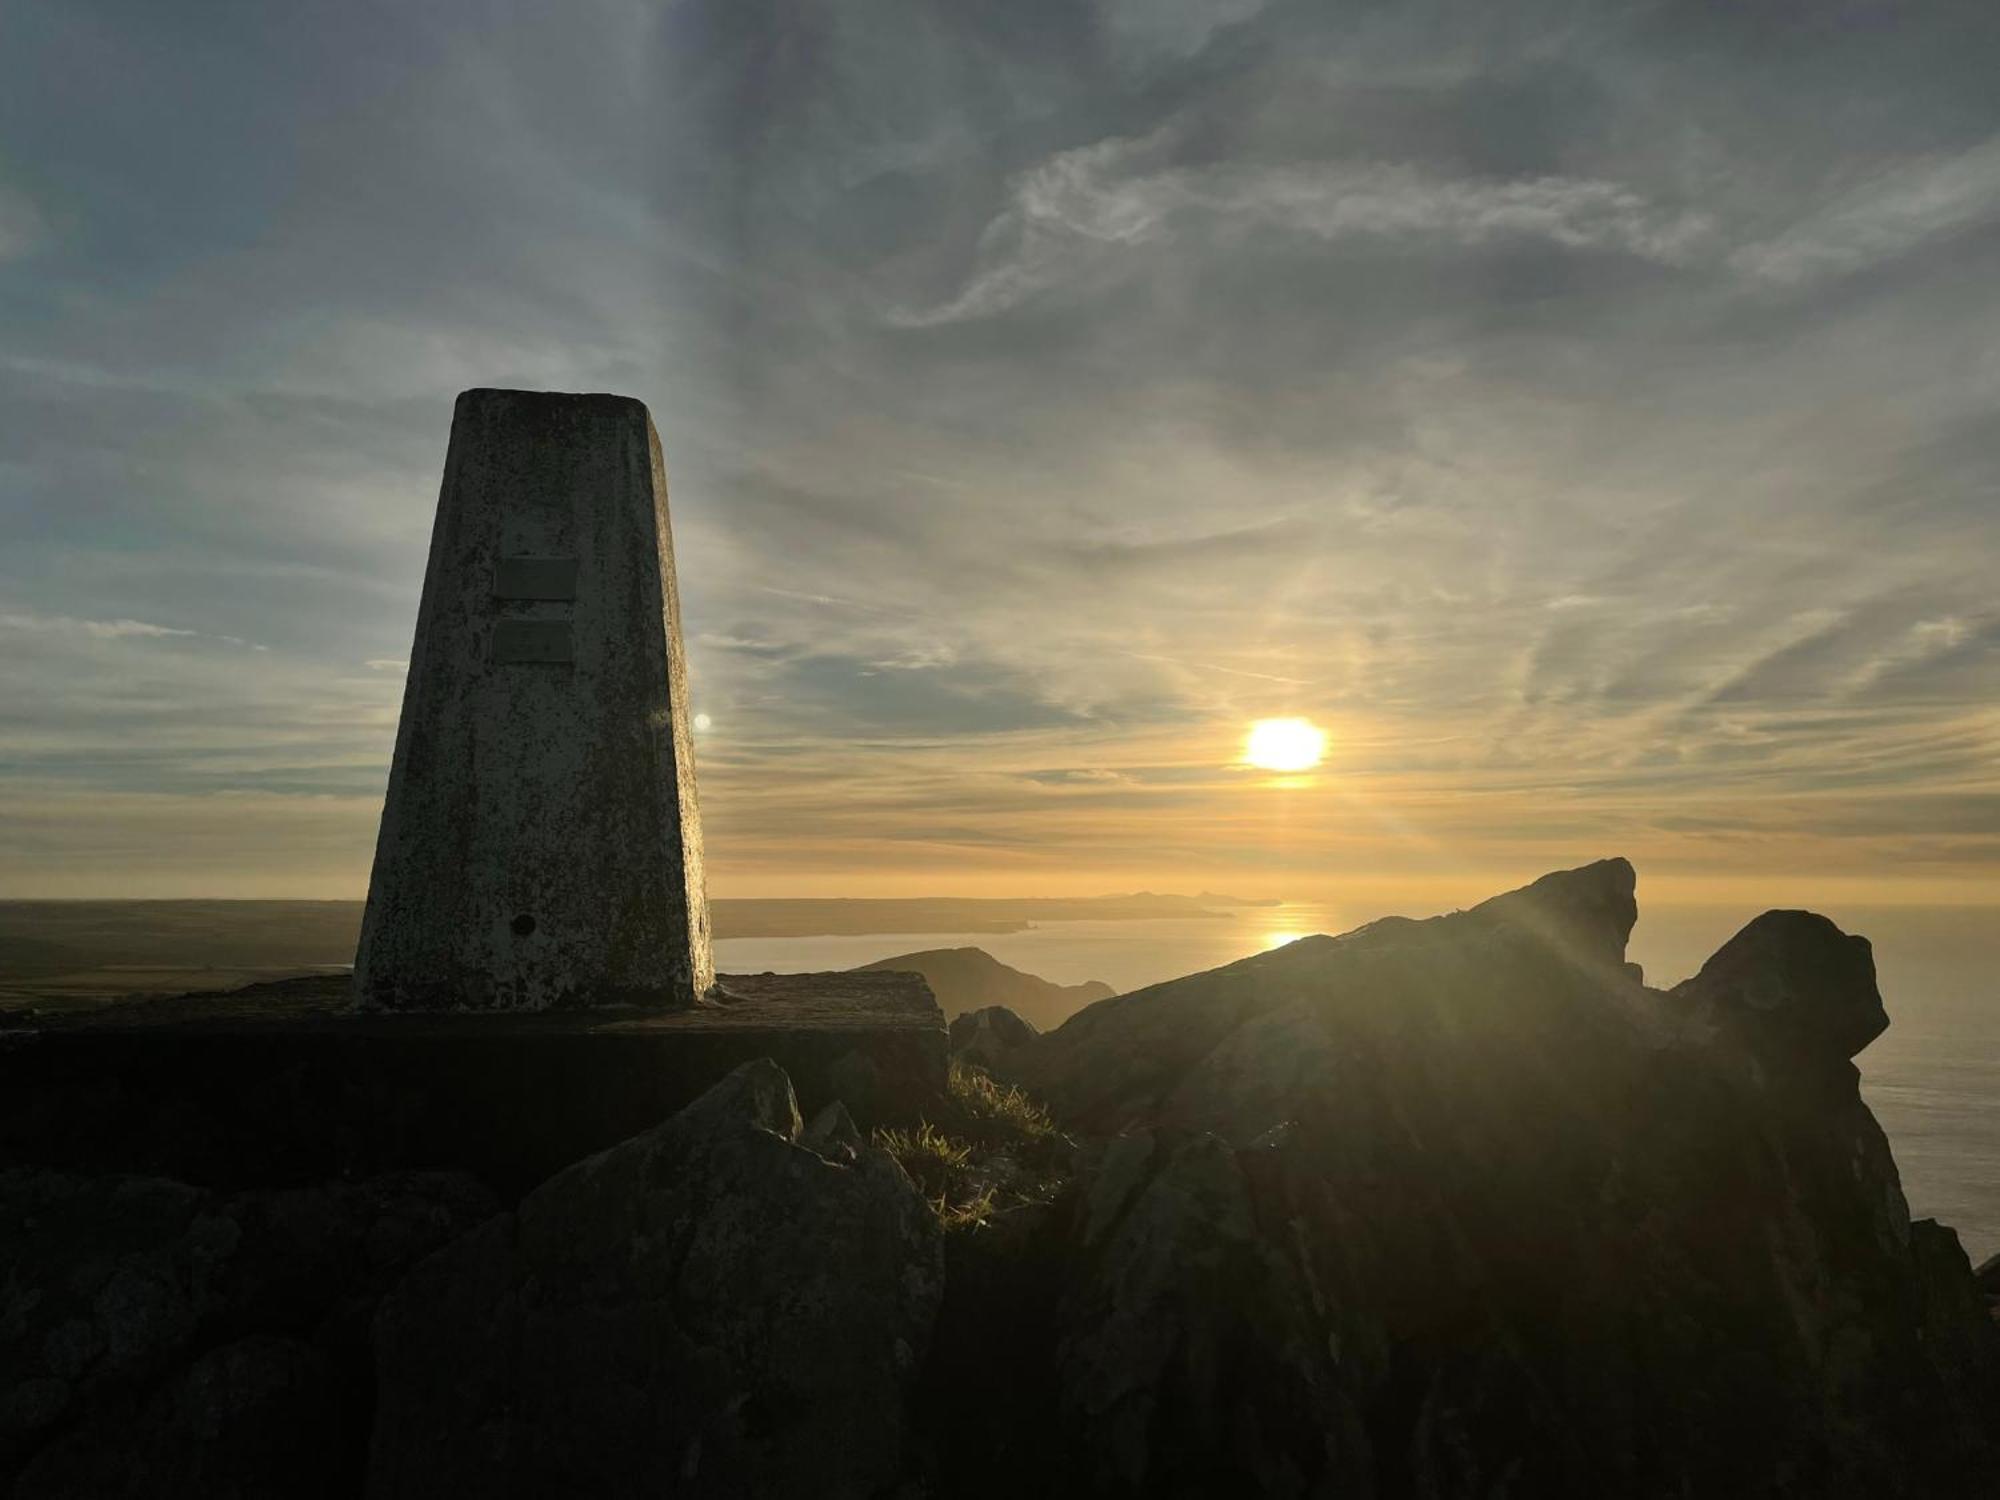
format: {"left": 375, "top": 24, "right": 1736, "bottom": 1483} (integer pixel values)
{"left": 0, "top": 893, "right": 1276, "bottom": 1008}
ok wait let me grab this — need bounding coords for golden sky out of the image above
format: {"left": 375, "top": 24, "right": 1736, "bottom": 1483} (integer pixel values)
{"left": 3, "top": 2, "right": 1996, "bottom": 906}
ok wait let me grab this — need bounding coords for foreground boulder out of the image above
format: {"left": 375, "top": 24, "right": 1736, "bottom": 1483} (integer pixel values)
{"left": 367, "top": 1059, "right": 943, "bottom": 1498}
{"left": 0, "top": 1168, "right": 494, "bottom": 1497}
{"left": 1055, "top": 1128, "right": 1367, "bottom": 1495}
{"left": 998, "top": 859, "right": 2000, "bottom": 1497}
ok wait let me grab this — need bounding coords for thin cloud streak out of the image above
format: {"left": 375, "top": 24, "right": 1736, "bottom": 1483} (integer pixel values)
{"left": 894, "top": 138, "right": 1717, "bottom": 327}
{"left": 1733, "top": 134, "right": 2000, "bottom": 285}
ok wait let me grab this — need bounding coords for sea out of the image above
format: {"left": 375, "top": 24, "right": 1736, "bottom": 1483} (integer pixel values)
{"left": 717, "top": 901, "right": 2000, "bottom": 1262}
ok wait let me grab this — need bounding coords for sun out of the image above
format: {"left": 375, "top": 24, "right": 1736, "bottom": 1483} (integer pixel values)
{"left": 1244, "top": 717, "right": 1326, "bottom": 773}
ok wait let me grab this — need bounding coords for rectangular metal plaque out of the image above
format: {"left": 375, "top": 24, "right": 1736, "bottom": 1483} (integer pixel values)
{"left": 491, "top": 619, "right": 574, "bottom": 664}
{"left": 492, "top": 556, "right": 579, "bottom": 600}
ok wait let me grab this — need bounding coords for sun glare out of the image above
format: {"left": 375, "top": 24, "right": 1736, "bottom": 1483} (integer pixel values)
{"left": 1244, "top": 717, "right": 1326, "bottom": 773}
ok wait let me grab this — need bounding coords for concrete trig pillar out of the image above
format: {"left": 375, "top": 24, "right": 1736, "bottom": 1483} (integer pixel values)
{"left": 354, "top": 389, "right": 713, "bottom": 1010}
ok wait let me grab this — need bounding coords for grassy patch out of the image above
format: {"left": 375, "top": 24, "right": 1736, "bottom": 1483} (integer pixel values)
{"left": 874, "top": 1067, "right": 1072, "bottom": 1231}
{"left": 873, "top": 1121, "right": 993, "bottom": 1229}
{"left": 874, "top": 1120, "right": 973, "bottom": 1198}
{"left": 935, "top": 1185, "right": 999, "bottom": 1231}
{"left": 947, "top": 1060, "right": 1057, "bottom": 1144}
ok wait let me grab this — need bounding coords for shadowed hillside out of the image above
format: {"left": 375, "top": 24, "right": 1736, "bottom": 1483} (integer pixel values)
{"left": 853, "top": 947, "right": 1114, "bottom": 1028}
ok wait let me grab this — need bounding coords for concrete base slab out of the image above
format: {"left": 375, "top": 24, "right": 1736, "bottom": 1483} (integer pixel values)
{"left": 0, "top": 971, "right": 944, "bottom": 1198}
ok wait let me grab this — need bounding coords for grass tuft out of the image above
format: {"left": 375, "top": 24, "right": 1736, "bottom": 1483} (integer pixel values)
{"left": 873, "top": 1121, "right": 991, "bottom": 1229}
{"left": 936, "top": 1185, "right": 998, "bottom": 1232}
{"left": 873, "top": 1066, "right": 1071, "bottom": 1231}
{"left": 947, "top": 1059, "right": 1058, "bottom": 1147}
{"left": 873, "top": 1120, "right": 973, "bottom": 1197}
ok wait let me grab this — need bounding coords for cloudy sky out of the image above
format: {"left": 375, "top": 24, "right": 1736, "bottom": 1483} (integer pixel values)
{"left": 3, "top": 0, "right": 1997, "bottom": 903}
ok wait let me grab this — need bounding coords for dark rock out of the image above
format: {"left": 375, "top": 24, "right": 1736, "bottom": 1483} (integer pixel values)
{"left": 917, "top": 1199, "right": 1070, "bottom": 1495}
{"left": 1467, "top": 855, "right": 1638, "bottom": 973}
{"left": 0, "top": 969, "right": 946, "bottom": 1197}
{"left": 1156, "top": 997, "right": 1342, "bottom": 1146}
{"left": 1671, "top": 909, "right": 1888, "bottom": 1063}
{"left": 0, "top": 1166, "right": 494, "bottom": 1495}
{"left": 1015, "top": 857, "right": 1649, "bottom": 1142}
{"left": 824, "top": 1045, "right": 889, "bottom": 1121}
{"left": 367, "top": 1059, "right": 943, "bottom": 1498}
{"left": 800, "top": 1099, "right": 864, "bottom": 1163}
{"left": 1909, "top": 1220, "right": 2000, "bottom": 1432}
{"left": 1006, "top": 859, "right": 2000, "bottom": 1496}
{"left": 949, "top": 1004, "right": 1041, "bottom": 1073}
{"left": 15, "top": 1335, "right": 342, "bottom": 1500}
{"left": 1975, "top": 1249, "right": 2000, "bottom": 1298}
{"left": 1056, "top": 1130, "right": 1368, "bottom": 1497}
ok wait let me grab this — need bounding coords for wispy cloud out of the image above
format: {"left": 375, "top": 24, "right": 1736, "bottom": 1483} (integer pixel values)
{"left": 896, "top": 134, "right": 1715, "bottom": 325}
{"left": 1734, "top": 135, "right": 2000, "bottom": 285}
{"left": 904, "top": 122, "right": 2000, "bottom": 328}
{"left": 0, "top": 608, "right": 272, "bottom": 651}
{"left": 0, "top": 609, "right": 197, "bottom": 641}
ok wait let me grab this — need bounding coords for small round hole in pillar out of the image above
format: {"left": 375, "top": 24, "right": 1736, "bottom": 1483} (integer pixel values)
{"left": 510, "top": 913, "right": 537, "bottom": 938}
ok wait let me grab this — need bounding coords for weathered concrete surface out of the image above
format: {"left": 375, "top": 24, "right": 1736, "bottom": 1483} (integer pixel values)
{"left": 0, "top": 972, "right": 945, "bottom": 1197}
{"left": 354, "top": 389, "right": 711, "bottom": 1012}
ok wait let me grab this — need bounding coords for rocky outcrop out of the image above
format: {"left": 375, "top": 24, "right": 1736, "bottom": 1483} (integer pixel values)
{"left": 949, "top": 1004, "right": 1041, "bottom": 1073}
{"left": 8, "top": 863, "right": 1995, "bottom": 1497}
{"left": 1671, "top": 908, "right": 1888, "bottom": 1065}
{"left": 994, "top": 859, "right": 2000, "bottom": 1497}
{"left": 858, "top": 947, "right": 1114, "bottom": 1030}
{"left": 1013, "top": 858, "right": 1649, "bottom": 1138}
{"left": 1978, "top": 1249, "right": 2000, "bottom": 1302}
{"left": 366, "top": 1059, "right": 944, "bottom": 1499}
{"left": 0, "top": 1167, "right": 495, "bottom": 1497}
{"left": 1054, "top": 1128, "right": 1368, "bottom": 1496}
